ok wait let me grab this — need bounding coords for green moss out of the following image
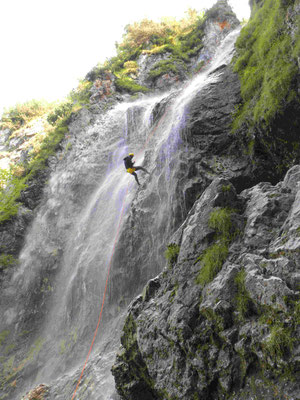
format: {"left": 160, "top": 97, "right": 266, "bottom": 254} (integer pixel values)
{"left": 234, "top": 269, "right": 252, "bottom": 319}
{"left": 222, "top": 184, "right": 232, "bottom": 192}
{"left": 47, "top": 101, "right": 73, "bottom": 125}
{"left": 115, "top": 77, "right": 150, "bottom": 93}
{"left": 165, "top": 243, "right": 180, "bottom": 268}
{"left": 0, "top": 103, "right": 71, "bottom": 226}
{"left": 233, "top": 0, "right": 299, "bottom": 131}
{"left": 196, "top": 208, "right": 236, "bottom": 286}
{"left": 0, "top": 331, "right": 9, "bottom": 347}
{"left": 265, "top": 325, "right": 294, "bottom": 360}
{"left": 177, "top": 15, "right": 205, "bottom": 58}
{"left": 0, "top": 169, "right": 27, "bottom": 223}
{"left": 26, "top": 120, "right": 68, "bottom": 176}
{"left": 115, "top": 314, "right": 159, "bottom": 397}
{"left": 148, "top": 60, "right": 179, "bottom": 79}
{"left": 201, "top": 308, "right": 224, "bottom": 333}
{"left": 208, "top": 208, "right": 233, "bottom": 236}
{"left": 169, "top": 281, "right": 179, "bottom": 302}
{"left": 87, "top": 11, "right": 206, "bottom": 95}
{"left": 123, "top": 61, "right": 139, "bottom": 75}
{"left": 69, "top": 80, "right": 93, "bottom": 105}
{"left": 0, "top": 254, "right": 17, "bottom": 270}
{"left": 196, "top": 240, "right": 229, "bottom": 285}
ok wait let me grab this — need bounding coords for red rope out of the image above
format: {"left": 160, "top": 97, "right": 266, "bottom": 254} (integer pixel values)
{"left": 71, "top": 94, "right": 173, "bottom": 398}
{"left": 71, "top": 44, "right": 223, "bottom": 398}
{"left": 71, "top": 185, "right": 129, "bottom": 399}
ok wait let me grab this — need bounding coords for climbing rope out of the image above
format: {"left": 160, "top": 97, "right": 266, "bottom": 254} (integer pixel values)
{"left": 71, "top": 185, "right": 129, "bottom": 399}
{"left": 71, "top": 107, "right": 169, "bottom": 398}
{"left": 71, "top": 34, "right": 231, "bottom": 397}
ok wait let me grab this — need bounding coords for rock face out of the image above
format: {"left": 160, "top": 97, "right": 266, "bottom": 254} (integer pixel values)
{"left": 112, "top": 166, "right": 300, "bottom": 399}
{"left": 134, "top": 1, "right": 239, "bottom": 92}
{"left": 0, "top": 1, "right": 299, "bottom": 399}
{"left": 0, "top": 168, "right": 49, "bottom": 268}
{"left": 107, "top": 29, "right": 250, "bottom": 313}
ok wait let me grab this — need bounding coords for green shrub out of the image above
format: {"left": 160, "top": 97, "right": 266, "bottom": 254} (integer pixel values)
{"left": 69, "top": 80, "right": 93, "bottom": 105}
{"left": 26, "top": 121, "right": 68, "bottom": 176}
{"left": 177, "top": 15, "right": 205, "bottom": 58}
{"left": 148, "top": 60, "right": 179, "bottom": 79}
{"left": 0, "top": 254, "right": 17, "bottom": 270}
{"left": 0, "top": 169, "right": 27, "bottom": 223}
{"left": 265, "top": 325, "right": 294, "bottom": 360}
{"left": 115, "top": 77, "right": 149, "bottom": 93}
{"left": 196, "top": 208, "right": 235, "bottom": 286}
{"left": 234, "top": 268, "right": 252, "bottom": 319}
{"left": 196, "top": 240, "right": 228, "bottom": 285}
{"left": 0, "top": 100, "right": 50, "bottom": 132}
{"left": 123, "top": 61, "right": 139, "bottom": 75}
{"left": 165, "top": 243, "right": 180, "bottom": 267}
{"left": 208, "top": 207, "right": 233, "bottom": 236}
{"left": 47, "top": 101, "right": 73, "bottom": 125}
{"left": 88, "top": 9, "right": 206, "bottom": 88}
{"left": 0, "top": 95, "right": 74, "bottom": 225}
{"left": 221, "top": 184, "right": 231, "bottom": 192}
{"left": 233, "top": 0, "right": 299, "bottom": 131}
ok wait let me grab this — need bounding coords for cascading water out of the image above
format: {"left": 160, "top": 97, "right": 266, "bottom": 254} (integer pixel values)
{"left": 0, "top": 28, "right": 241, "bottom": 399}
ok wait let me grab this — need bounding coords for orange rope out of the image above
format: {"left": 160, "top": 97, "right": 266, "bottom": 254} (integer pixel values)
{"left": 71, "top": 77, "right": 199, "bottom": 398}
{"left": 71, "top": 45, "right": 224, "bottom": 398}
{"left": 71, "top": 185, "right": 129, "bottom": 399}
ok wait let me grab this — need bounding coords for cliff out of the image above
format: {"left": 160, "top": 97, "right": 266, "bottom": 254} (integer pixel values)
{"left": 112, "top": 167, "right": 300, "bottom": 399}
{"left": 0, "top": 1, "right": 299, "bottom": 399}
{"left": 111, "top": 0, "right": 300, "bottom": 399}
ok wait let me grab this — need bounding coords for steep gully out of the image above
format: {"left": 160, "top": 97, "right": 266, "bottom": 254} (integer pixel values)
{"left": 0, "top": 28, "right": 244, "bottom": 399}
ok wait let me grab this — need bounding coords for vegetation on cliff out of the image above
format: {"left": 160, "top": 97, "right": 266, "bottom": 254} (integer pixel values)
{"left": 87, "top": 8, "right": 206, "bottom": 89}
{"left": 233, "top": 0, "right": 299, "bottom": 132}
{"left": 0, "top": 6, "right": 211, "bottom": 225}
{"left": 0, "top": 81, "right": 92, "bottom": 225}
{"left": 196, "top": 207, "right": 237, "bottom": 285}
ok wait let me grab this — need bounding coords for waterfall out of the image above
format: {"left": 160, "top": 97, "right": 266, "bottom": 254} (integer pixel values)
{"left": 0, "top": 28, "right": 241, "bottom": 399}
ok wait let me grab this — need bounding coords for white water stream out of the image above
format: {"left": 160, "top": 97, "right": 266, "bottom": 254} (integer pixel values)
{"left": 0, "top": 28, "right": 241, "bottom": 399}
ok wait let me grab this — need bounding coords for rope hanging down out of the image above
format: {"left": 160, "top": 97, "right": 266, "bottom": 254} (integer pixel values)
{"left": 72, "top": 99, "right": 169, "bottom": 399}
{"left": 71, "top": 185, "right": 129, "bottom": 399}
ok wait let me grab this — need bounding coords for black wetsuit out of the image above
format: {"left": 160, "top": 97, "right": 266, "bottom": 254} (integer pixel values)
{"left": 124, "top": 156, "right": 134, "bottom": 169}
{"left": 123, "top": 155, "right": 150, "bottom": 185}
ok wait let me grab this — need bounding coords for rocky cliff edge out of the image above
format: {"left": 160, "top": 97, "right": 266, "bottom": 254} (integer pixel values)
{"left": 112, "top": 165, "right": 300, "bottom": 400}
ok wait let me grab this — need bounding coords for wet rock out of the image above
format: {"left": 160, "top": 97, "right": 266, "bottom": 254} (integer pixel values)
{"left": 186, "top": 67, "right": 241, "bottom": 144}
{"left": 112, "top": 165, "right": 300, "bottom": 400}
{"left": 135, "top": 0, "right": 240, "bottom": 92}
{"left": 176, "top": 178, "right": 239, "bottom": 262}
{"left": 0, "top": 168, "right": 49, "bottom": 262}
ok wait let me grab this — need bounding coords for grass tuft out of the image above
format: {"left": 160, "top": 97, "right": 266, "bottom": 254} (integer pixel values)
{"left": 232, "top": 0, "right": 299, "bottom": 132}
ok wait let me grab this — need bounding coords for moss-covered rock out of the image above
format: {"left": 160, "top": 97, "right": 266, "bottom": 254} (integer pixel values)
{"left": 112, "top": 166, "right": 300, "bottom": 399}
{"left": 233, "top": 0, "right": 300, "bottom": 176}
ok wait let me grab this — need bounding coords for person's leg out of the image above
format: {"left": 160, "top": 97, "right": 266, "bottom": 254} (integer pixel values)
{"left": 135, "top": 166, "right": 150, "bottom": 174}
{"left": 132, "top": 172, "right": 140, "bottom": 185}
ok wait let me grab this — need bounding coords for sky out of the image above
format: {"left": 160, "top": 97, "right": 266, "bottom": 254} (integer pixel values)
{"left": 0, "top": 0, "right": 250, "bottom": 117}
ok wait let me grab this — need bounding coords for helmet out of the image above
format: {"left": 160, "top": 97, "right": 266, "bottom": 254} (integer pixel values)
{"left": 129, "top": 153, "right": 134, "bottom": 157}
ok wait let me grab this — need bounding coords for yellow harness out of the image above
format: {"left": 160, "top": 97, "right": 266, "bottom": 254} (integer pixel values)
{"left": 127, "top": 167, "right": 136, "bottom": 174}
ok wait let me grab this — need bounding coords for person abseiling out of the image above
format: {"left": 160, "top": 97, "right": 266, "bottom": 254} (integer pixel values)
{"left": 123, "top": 153, "right": 150, "bottom": 186}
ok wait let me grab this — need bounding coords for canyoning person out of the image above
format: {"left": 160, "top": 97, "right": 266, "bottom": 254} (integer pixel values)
{"left": 123, "top": 153, "right": 150, "bottom": 186}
